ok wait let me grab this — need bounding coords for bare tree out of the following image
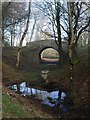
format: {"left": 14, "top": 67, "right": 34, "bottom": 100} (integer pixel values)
{"left": 67, "top": 1, "right": 90, "bottom": 108}
{"left": 16, "top": 1, "right": 31, "bottom": 68}
{"left": 55, "top": 0, "right": 62, "bottom": 50}
{"left": 62, "top": 1, "right": 90, "bottom": 45}
{"left": 2, "top": 2, "right": 28, "bottom": 46}
{"left": 34, "top": 0, "right": 90, "bottom": 45}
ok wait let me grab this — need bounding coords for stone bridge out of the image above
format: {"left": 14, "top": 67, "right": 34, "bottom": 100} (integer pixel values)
{"left": 3, "top": 39, "right": 68, "bottom": 70}
{"left": 19, "top": 39, "right": 68, "bottom": 69}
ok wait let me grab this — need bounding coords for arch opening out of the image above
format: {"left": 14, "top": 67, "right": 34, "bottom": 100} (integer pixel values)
{"left": 39, "top": 47, "right": 59, "bottom": 64}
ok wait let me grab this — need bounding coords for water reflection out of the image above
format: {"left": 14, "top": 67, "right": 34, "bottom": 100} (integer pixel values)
{"left": 41, "top": 70, "right": 49, "bottom": 79}
{"left": 9, "top": 82, "right": 68, "bottom": 112}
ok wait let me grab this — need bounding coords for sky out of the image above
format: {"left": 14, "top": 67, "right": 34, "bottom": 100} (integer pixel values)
{"left": 0, "top": 0, "right": 89, "bottom": 2}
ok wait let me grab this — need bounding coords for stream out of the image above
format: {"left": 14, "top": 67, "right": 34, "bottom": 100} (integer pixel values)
{"left": 8, "top": 81, "right": 68, "bottom": 112}
{"left": 8, "top": 70, "right": 69, "bottom": 112}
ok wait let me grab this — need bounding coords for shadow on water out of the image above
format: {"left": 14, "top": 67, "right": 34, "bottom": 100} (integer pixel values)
{"left": 8, "top": 81, "right": 69, "bottom": 112}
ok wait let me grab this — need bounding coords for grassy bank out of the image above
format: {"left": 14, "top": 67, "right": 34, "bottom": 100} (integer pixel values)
{"left": 2, "top": 87, "right": 54, "bottom": 118}
{"left": 2, "top": 94, "right": 30, "bottom": 118}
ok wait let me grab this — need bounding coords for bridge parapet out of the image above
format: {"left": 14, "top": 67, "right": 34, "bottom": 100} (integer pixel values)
{"left": 27, "top": 39, "right": 57, "bottom": 47}
{"left": 26, "top": 39, "right": 68, "bottom": 50}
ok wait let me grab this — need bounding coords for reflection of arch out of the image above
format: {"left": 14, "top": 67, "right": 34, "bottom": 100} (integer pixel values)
{"left": 39, "top": 47, "right": 60, "bottom": 64}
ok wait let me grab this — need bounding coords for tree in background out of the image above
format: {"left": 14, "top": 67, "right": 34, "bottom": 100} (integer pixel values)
{"left": 2, "top": 2, "right": 28, "bottom": 46}
{"left": 2, "top": 0, "right": 89, "bottom": 47}
{"left": 16, "top": 1, "right": 31, "bottom": 68}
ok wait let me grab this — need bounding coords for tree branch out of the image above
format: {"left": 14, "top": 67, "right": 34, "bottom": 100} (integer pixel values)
{"left": 75, "top": 19, "right": 90, "bottom": 44}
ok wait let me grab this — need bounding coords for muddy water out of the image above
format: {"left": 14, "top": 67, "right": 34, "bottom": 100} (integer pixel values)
{"left": 8, "top": 81, "right": 68, "bottom": 112}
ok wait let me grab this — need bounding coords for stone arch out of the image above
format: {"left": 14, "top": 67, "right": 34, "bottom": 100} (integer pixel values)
{"left": 39, "top": 46, "right": 60, "bottom": 64}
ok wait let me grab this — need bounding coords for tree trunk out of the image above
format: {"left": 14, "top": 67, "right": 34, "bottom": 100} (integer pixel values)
{"left": 68, "top": 2, "right": 80, "bottom": 108}
{"left": 16, "top": 1, "right": 31, "bottom": 68}
{"left": 55, "top": 1, "right": 62, "bottom": 62}
{"left": 13, "top": 23, "right": 15, "bottom": 46}
{"left": 2, "top": 15, "right": 4, "bottom": 45}
{"left": 68, "top": 2, "right": 74, "bottom": 91}
{"left": 88, "top": 20, "right": 90, "bottom": 46}
{"left": 10, "top": 26, "right": 13, "bottom": 46}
